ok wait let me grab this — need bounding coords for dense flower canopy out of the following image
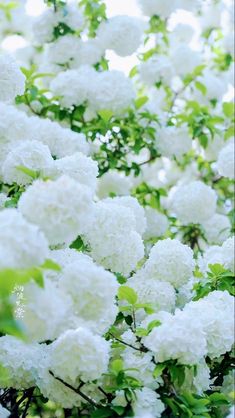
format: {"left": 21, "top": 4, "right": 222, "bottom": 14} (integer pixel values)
{"left": 0, "top": 0, "right": 234, "bottom": 417}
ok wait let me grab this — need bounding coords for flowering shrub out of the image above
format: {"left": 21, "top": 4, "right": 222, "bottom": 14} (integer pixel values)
{"left": 0, "top": 0, "right": 234, "bottom": 417}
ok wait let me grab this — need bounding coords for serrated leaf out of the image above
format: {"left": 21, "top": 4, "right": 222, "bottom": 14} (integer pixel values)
{"left": 118, "top": 286, "right": 137, "bottom": 305}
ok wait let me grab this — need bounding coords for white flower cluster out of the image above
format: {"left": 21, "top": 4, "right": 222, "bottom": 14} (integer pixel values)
{"left": 0, "top": 53, "right": 25, "bottom": 102}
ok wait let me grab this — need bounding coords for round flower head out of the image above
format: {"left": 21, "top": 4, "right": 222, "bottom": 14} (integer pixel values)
{"left": 48, "top": 328, "right": 110, "bottom": 384}
{"left": 96, "top": 170, "right": 132, "bottom": 199}
{"left": 18, "top": 175, "right": 93, "bottom": 246}
{"left": 0, "top": 209, "right": 49, "bottom": 269}
{"left": 46, "top": 35, "right": 81, "bottom": 67}
{"left": 0, "top": 53, "right": 25, "bottom": 102}
{"left": 53, "top": 152, "right": 98, "bottom": 194}
{"left": 21, "top": 278, "right": 73, "bottom": 342}
{"left": 143, "top": 238, "right": 195, "bottom": 288}
{"left": 137, "top": 0, "right": 177, "bottom": 18}
{"left": 170, "top": 45, "right": 201, "bottom": 77}
{"left": 221, "top": 237, "right": 234, "bottom": 272}
{"left": 156, "top": 125, "right": 192, "bottom": 159}
{"left": 74, "top": 39, "right": 104, "bottom": 67}
{"left": 133, "top": 387, "right": 165, "bottom": 417}
{"left": 144, "top": 309, "right": 207, "bottom": 364}
{"left": 139, "top": 55, "right": 173, "bottom": 86}
{"left": 201, "top": 213, "right": 231, "bottom": 244}
{"left": 0, "top": 335, "right": 46, "bottom": 389}
{"left": 144, "top": 207, "right": 169, "bottom": 239}
{"left": 2, "top": 140, "right": 54, "bottom": 185}
{"left": 217, "top": 142, "right": 235, "bottom": 179}
{"left": 184, "top": 291, "right": 234, "bottom": 358}
{"left": 104, "top": 196, "right": 147, "bottom": 236}
{"left": 50, "top": 66, "right": 97, "bottom": 108}
{"left": 97, "top": 15, "right": 144, "bottom": 57}
{"left": 83, "top": 201, "right": 144, "bottom": 274}
{"left": 89, "top": 70, "right": 135, "bottom": 114}
{"left": 59, "top": 259, "right": 118, "bottom": 334}
{"left": 171, "top": 180, "right": 217, "bottom": 224}
{"left": 33, "top": 8, "right": 57, "bottom": 43}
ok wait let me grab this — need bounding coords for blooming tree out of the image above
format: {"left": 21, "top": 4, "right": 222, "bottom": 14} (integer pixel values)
{"left": 0, "top": 0, "right": 234, "bottom": 417}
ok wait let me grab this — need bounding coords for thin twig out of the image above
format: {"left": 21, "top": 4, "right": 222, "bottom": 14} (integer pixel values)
{"left": 49, "top": 371, "right": 99, "bottom": 408}
{"left": 109, "top": 333, "right": 144, "bottom": 352}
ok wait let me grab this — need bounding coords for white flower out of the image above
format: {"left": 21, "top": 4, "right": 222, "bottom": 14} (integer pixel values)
{"left": 144, "top": 309, "right": 207, "bottom": 364}
{"left": 184, "top": 291, "right": 234, "bottom": 358}
{"left": 18, "top": 176, "right": 93, "bottom": 246}
{"left": 144, "top": 207, "right": 169, "bottom": 239}
{"left": 0, "top": 53, "right": 25, "bottom": 102}
{"left": 171, "top": 180, "right": 217, "bottom": 224}
{"left": 53, "top": 152, "right": 98, "bottom": 193}
{"left": 137, "top": 0, "right": 177, "bottom": 18}
{"left": 201, "top": 213, "right": 231, "bottom": 244}
{"left": 89, "top": 70, "right": 135, "bottom": 114}
{"left": 96, "top": 170, "right": 132, "bottom": 199}
{"left": 0, "top": 336, "right": 46, "bottom": 389}
{"left": 58, "top": 258, "right": 118, "bottom": 334}
{"left": 198, "top": 245, "right": 224, "bottom": 274}
{"left": 21, "top": 279, "right": 72, "bottom": 342}
{"left": 2, "top": 140, "right": 54, "bottom": 185}
{"left": 170, "top": 23, "right": 195, "bottom": 44}
{"left": 74, "top": 39, "right": 104, "bottom": 67}
{"left": 133, "top": 387, "right": 165, "bottom": 417}
{"left": 97, "top": 15, "right": 144, "bottom": 57}
{"left": 0, "top": 209, "right": 49, "bottom": 269}
{"left": 57, "top": 2, "right": 84, "bottom": 31}
{"left": 104, "top": 196, "right": 147, "bottom": 236}
{"left": 128, "top": 275, "right": 176, "bottom": 315}
{"left": 170, "top": 45, "right": 201, "bottom": 77}
{"left": 217, "top": 142, "right": 235, "bottom": 179}
{"left": 33, "top": 9, "right": 57, "bottom": 43}
{"left": 46, "top": 35, "right": 81, "bottom": 66}
{"left": 49, "top": 328, "right": 110, "bottom": 384}
{"left": 156, "top": 125, "right": 192, "bottom": 158}
{"left": 50, "top": 66, "right": 97, "bottom": 108}
{"left": 84, "top": 201, "right": 144, "bottom": 274}
{"left": 202, "top": 134, "right": 224, "bottom": 161}
{"left": 221, "top": 237, "right": 234, "bottom": 272}
{"left": 139, "top": 55, "right": 173, "bottom": 86}
{"left": 0, "top": 405, "right": 10, "bottom": 418}
{"left": 197, "top": 69, "right": 226, "bottom": 102}
{"left": 143, "top": 238, "right": 195, "bottom": 288}
{"left": 0, "top": 193, "right": 8, "bottom": 209}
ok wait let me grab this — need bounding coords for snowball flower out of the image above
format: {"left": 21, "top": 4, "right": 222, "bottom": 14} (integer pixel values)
{"left": 0, "top": 209, "right": 49, "bottom": 269}
{"left": 53, "top": 152, "right": 98, "bottom": 194}
{"left": 143, "top": 238, "right": 195, "bottom": 288}
{"left": 18, "top": 176, "right": 93, "bottom": 246}
{"left": 0, "top": 335, "right": 46, "bottom": 389}
{"left": 46, "top": 35, "right": 81, "bottom": 66}
{"left": 217, "top": 142, "right": 235, "bottom": 179}
{"left": 170, "top": 45, "right": 201, "bottom": 77}
{"left": 84, "top": 201, "right": 144, "bottom": 274}
{"left": 21, "top": 279, "right": 72, "bottom": 342}
{"left": 184, "top": 291, "right": 234, "bottom": 358}
{"left": 97, "top": 15, "right": 144, "bottom": 56}
{"left": 0, "top": 53, "right": 25, "bottom": 102}
{"left": 104, "top": 196, "right": 146, "bottom": 235}
{"left": 139, "top": 55, "right": 173, "bottom": 86}
{"left": 221, "top": 237, "right": 234, "bottom": 272}
{"left": 59, "top": 258, "right": 118, "bottom": 334}
{"left": 201, "top": 213, "right": 231, "bottom": 244}
{"left": 137, "top": 0, "right": 177, "bottom": 18}
{"left": 171, "top": 181, "right": 217, "bottom": 224}
{"left": 144, "top": 309, "right": 207, "bottom": 364}
{"left": 133, "top": 388, "right": 165, "bottom": 417}
{"left": 156, "top": 125, "right": 192, "bottom": 158}
{"left": 197, "top": 69, "right": 226, "bottom": 102}
{"left": 144, "top": 207, "right": 169, "bottom": 239}
{"left": 2, "top": 140, "right": 54, "bottom": 185}
{"left": 49, "top": 328, "right": 110, "bottom": 384}
{"left": 128, "top": 276, "right": 175, "bottom": 314}
{"left": 89, "top": 70, "right": 135, "bottom": 114}
{"left": 96, "top": 170, "right": 132, "bottom": 198}
{"left": 50, "top": 66, "right": 97, "bottom": 108}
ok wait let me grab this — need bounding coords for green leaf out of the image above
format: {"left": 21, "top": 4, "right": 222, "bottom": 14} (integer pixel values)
{"left": 224, "top": 125, "right": 234, "bottom": 140}
{"left": 110, "top": 359, "right": 124, "bottom": 376}
{"left": 40, "top": 259, "right": 61, "bottom": 271}
{"left": 223, "top": 102, "right": 234, "bottom": 118}
{"left": 153, "top": 364, "right": 165, "bottom": 378}
{"left": 195, "top": 81, "right": 207, "bottom": 96}
{"left": 118, "top": 286, "right": 137, "bottom": 305}
{"left": 98, "top": 110, "right": 113, "bottom": 123}
{"left": 209, "top": 392, "right": 230, "bottom": 405}
{"left": 208, "top": 263, "right": 225, "bottom": 276}
{"left": 135, "top": 96, "right": 148, "bottom": 110}
{"left": 16, "top": 165, "right": 40, "bottom": 180}
{"left": 0, "top": 363, "right": 11, "bottom": 386}
{"left": 111, "top": 405, "right": 125, "bottom": 416}
{"left": 91, "top": 408, "right": 113, "bottom": 418}
{"left": 147, "top": 319, "right": 162, "bottom": 333}
{"left": 129, "top": 65, "right": 138, "bottom": 78}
